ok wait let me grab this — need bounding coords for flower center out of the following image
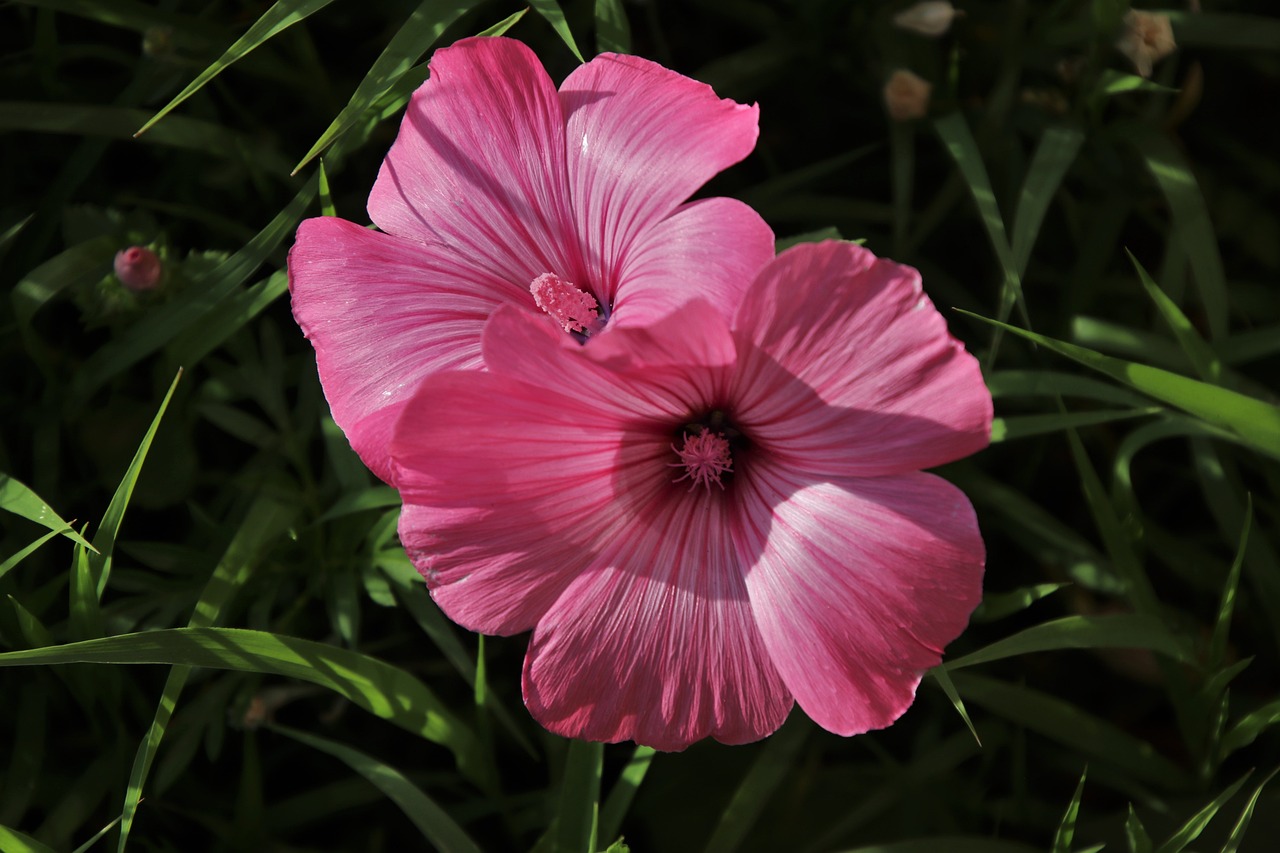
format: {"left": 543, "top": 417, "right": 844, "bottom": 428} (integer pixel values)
{"left": 530, "top": 273, "right": 601, "bottom": 336}
{"left": 670, "top": 429, "right": 733, "bottom": 491}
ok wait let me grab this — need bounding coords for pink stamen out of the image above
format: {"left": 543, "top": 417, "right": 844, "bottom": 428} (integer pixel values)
{"left": 670, "top": 431, "right": 733, "bottom": 491}
{"left": 530, "top": 273, "right": 599, "bottom": 334}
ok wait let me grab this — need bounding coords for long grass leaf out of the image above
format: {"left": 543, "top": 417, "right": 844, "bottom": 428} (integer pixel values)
{"left": 0, "top": 475, "right": 94, "bottom": 550}
{"left": 704, "top": 718, "right": 810, "bottom": 853}
{"left": 944, "top": 614, "right": 1187, "bottom": 671}
{"left": 476, "top": 8, "right": 529, "bottom": 38}
{"left": 0, "top": 627, "right": 481, "bottom": 781}
{"left": 594, "top": 0, "right": 631, "bottom": 54}
{"left": 1221, "top": 768, "right": 1279, "bottom": 853}
{"left": 0, "top": 824, "right": 57, "bottom": 853}
{"left": 1129, "top": 251, "right": 1221, "bottom": 381}
{"left": 991, "top": 407, "right": 1160, "bottom": 443}
{"left": 555, "top": 740, "right": 603, "bottom": 853}
{"left": 1050, "top": 767, "right": 1087, "bottom": 853}
{"left": 1153, "top": 771, "right": 1251, "bottom": 853}
{"left": 960, "top": 312, "right": 1280, "bottom": 460}
{"left": 11, "top": 235, "right": 115, "bottom": 325}
{"left": 1012, "top": 126, "right": 1083, "bottom": 276}
{"left": 530, "top": 0, "right": 585, "bottom": 62}
{"left": 271, "top": 724, "right": 483, "bottom": 853}
{"left": 930, "top": 667, "right": 981, "bottom": 746}
{"left": 292, "top": 0, "right": 486, "bottom": 174}
{"left": 164, "top": 270, "right": 290, "bottom": 372}
{"left": 136, "top": 0, "right": 341, "bottom": 136}
{"left": 599, "top": 746, "right": 654, "bottom": 844}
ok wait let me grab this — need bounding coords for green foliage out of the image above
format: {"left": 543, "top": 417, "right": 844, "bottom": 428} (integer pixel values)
{"left": 3, "top": 0, "right": 1279, "bottom": 851}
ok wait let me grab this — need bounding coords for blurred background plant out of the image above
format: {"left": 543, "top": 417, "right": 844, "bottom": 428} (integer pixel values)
{"left": 2, "top": 0, "right": 1279, "bottom": 851}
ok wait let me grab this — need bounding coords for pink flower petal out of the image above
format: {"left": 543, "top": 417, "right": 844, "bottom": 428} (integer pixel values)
{"left": 732, "top": 241, "right": 991, "bottom": 477}
{"left": 523, "top": 493, "right": 793, "bottom": 750}
{"left": 739, "top": 464, "right": 985, "bottom": 736}
{"left": 289, "top": 217, "right": 522, "bottom": 481}
{"left": 561, "top": 53, "right": 761, "bottom": 304}
{"left": 612, "top": 197, "right": 774, "bottom": 329}
{"left": 367, "top": 37, "right": 581, "bottom": 288}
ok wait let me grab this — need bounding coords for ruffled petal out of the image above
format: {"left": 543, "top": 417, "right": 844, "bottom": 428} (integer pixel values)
{"left": 523, "top": 490, "right": 793, "bottom": 750}
{"left": 391, "top": 368, "right": 655, "bottom": 635}
{"left": 561, "top": 53, "right": 760, "bottom": 303}
{"left": 611, "top": 197, "right": 774, "bottom": 329}
{"left": 289, "top": 217, "right": 521, "bottom": 481}
{"left": 737, "top": 463, "right": 985, "bottom": 736}
{"left": 732, "top": 241, "right": 991, "bottom": 477}
{"left": 367, "top": 37, "right": 581, "bottom": 288}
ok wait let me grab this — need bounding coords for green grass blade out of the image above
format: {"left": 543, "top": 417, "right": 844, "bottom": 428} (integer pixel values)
{"left": 0, "top": 824, "right": 57, "bottom": 853}
{"left": 271, "top": 724, "right": 483, "bottom": 853}
{"left": 11, "top": 235, "right": 115, "bottom": 325}
{"left": 1126, "top": 804, "right": 1154, "bottom": 853}
{"left": 952, "top": 673, "right": 1191, "bottom": 787}
{"left": 117, "top": 495, "right": 296, "bottom": 851}
{"left": 1153, "top": 771, "right": 1251, "bottom": 853}
{"left": 135, "top": 0, "right": 341, "bottom": 136}
{"left": 973, "top": 583, "right": 1069, "bottom": 622}
{"left": 1121, "top": 122, "right": 1228, "bottom": 340}
{"left": 1219, "top": 700, "right": 1280, "bottom": 759}
{"left": 531, "top": 0, "right": 585, "bottom": 63}
{"left": 930, "top": 667, "right": 981, "bottom": 746}
{"left": 1050, "top": 766, "right": 1086, "bottom": 853}
{"left": 87, "top": 370, "right": 181, "bottom": 601}
{"left": 594, "top": 0, "right": 631, "bottom": 54}
{"left": 1128, "top": 251, "right": 1221, "bottom": 382}
{"left": 70, "top": 814, "right": 124, "bottom": 853}
{"left": 986, "top": 370, "right": 1149, "bottom": 407}
{"left": 292, "top": 0, "right": 486, "bottom": 174}
{"left": 933, "top": 112, "right": 1027, "bottom": 361}
{"left": 1220, "top": 768, "right": 1278, "bottom": 853}
{"left": 0, "top": 474, "right": 95, "bottom": 551}
{"left": 164, "top": 270, "right": 290, "bottom": 373}
{"left": 0, "top": 627, "right": 481, "bottom": 781}
{"left": 69, "top": 175, "right": 317, "bottom": 403}
{"left": 599, "top": 746, "right": 654, "bottom": 844}
{"left": 555, "top": 739, "right": 603, "bottom": 853}
{"left": 1208, "top": 505, "right": 1250, "bottom": 671}
{"left": 991, "top": 407, "right": 1160, "bottom": 443}
{"left": 476, "top": 7, "right": 529, "bottom": 38}
{"left": 704, "top": 718, "right": 810, "bottom": 853}
{"left": 317, "top": 160, "right": 335, "bottom": 217}
{"left": 960, "top": 312, "right": 1280, "bottom": 461}
{"left": 838, "top": 840, "right": 1042, "bottom": 853}
{"left": 1011, "top": 126, "right": 1083, "bottom": 276}
{"left": 945, "top": 614, "right": 1187, "bottom": 671}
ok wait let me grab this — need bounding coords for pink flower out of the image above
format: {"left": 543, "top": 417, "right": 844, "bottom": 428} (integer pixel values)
{"left": 389, "top": 241, "right": 992, "bottom": 750}
{"left": 288, "top": 37, "right": 773, "bottom": 482}
{"left": 114, "top": 246, "right": 162, "bottom": 291}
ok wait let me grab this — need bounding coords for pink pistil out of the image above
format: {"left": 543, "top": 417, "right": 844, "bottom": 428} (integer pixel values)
{"left": 671, "top": 431, "right": 733, "bottom": 491}
{"left": 530, "top": 273, "right": 599, "bottom": 334}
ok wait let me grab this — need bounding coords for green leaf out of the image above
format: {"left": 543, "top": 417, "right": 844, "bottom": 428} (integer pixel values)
{"left": 973, "top": 583, "right": 1069, "bottom": 622}
{"left": 0, "top": 824, "right": 56, "bottom": 853}
{"left": 1153, "top": 771, "right": 1251, "bottom": 853}
{"left": 0, "top": 475, "right": 95, "bottom": 551}
{"left": 1129, "top": 251, "right": 1221, "bottom": 382}
{"left": 292, "top": 0, "right": 486, "bottom": 173}
{"left": 136, "top": 0, "right": 342, "bottom": 136}
{"left": 476, "top": 7, "right": 529, "bottom": 38}
{"left": 11, "top": 235, "right": 115, "bottom": 325}
{"left": 530, "top": 0, "right": 585, "bottom": 63}
{"left": 944, "top": 615, "right": 1188, "bottom": 671}
{"left": 0, "top": 627, "right": 482, "bottom": 782}
{"left": 1126, "top": 804, "right": 1154, "bottom": 853}
{"left": 776, "top": 227, "right": 844, "bottom": 252}
{"left": 1051, "top": 766, "right": 1087, "bottom": 853}
{"left": 704, "top": 718, "right": 810, "bottom": 853}
{"left": 1221, "top": 768, "right": 1279, "bottom": 853}
{"left": 163, "top": 270, "right": 290, "bottom": 372}
{"left": 554, "top": 739, "right": 603, "bottom": 853}
{"left": 986, "top": 370, "right": 1149, "bottom": 406}
{"left": 1220, "top": 700, "right": 1280, "bottom": 758}
{"left": 271, "top": 724, "right": 483, "bottom": 853}
{"left": 837, "top": 840, "right": 1042, "bottom": 853}
{"left": 1209, "top": 505, "right": 1250, "bottom": 671}
{"left": 1121, "top": 121, "right": 1228, "bottom": 340}
{"left": 599, "top": 746, "right": 654, "bottom": 844}
{"left": 0, "top": 529, "right": 66, "bottom": 583}
{"left": 930, "top": 666, "right": 981, "bottom": 746}
{"left": 991, "top": 407, "right": 1160, "bottom": 443}
{"left": 117, "top": 496, "right": 296, "bottom": 851}
{"left": 1011, "top": 126, "right": 1083, "bottom": 276}
{"left": 952, "top": 673, "right": 1190, "bottom": 787}
{"left": 960, "top": 312, "right": 1280, "bottom": 461}
{"left": 594, "top": 0, "right": 631, "bottom": 54}
{"left": 1097, "top": 70, "right": 1178, "bottom": 96}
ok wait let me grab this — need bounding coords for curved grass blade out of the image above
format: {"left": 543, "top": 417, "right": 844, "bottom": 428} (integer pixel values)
{"left": 0, "top": 824, "right": 56, "bottom": 853}
{"left": 930, "top": 666, "right": 981, "bottom": 746}
{"left": 1221, "top": 768, "right": 1279, "bottom": 853}
{"left": 991, "top": 407, "right": 1160, "bottom": 443}
{"left": 1129, "top": 252, "right": 1221, "bottom": 382}
{"left": 1012, "top": 126, "right": 1084, "bottom": 276}
{"left": 704, "top": 718, "right": 811, "bottom": 853}
{"left": 1127, "top": 804, "right": 1154, "bottom": 853}
{"left": 164, "top": 270, "right": 290, "bottom": 373}
{"left": 973, "top": 583, "right": 1069, "bottom": 622}
{"left": 116, "top": 495, "right": 296, "bottom": 852}
{"left": 594, "top": 0, "right": 631, "bottom": 54}
{"left": 555, "top": 739, "right": 603, "bottom": 853}
{"left": 1051, "top": 766, "right": 1087, "bottom": 853}
{"left": 959, "top": 312, "right": 1280, "bottom": 461}
{"left": 0, "top": 475, "right": 94, "bottom": 551}
{"left": 292, "top": 0, "right": 487, "bottom": 174}
{"left": 1153, "top": 771, "right": 1251, "bottom": 853}
{"left": 1219, "top": 700, "right": 1280, "bottom": 759}
{"left": 11, "top": 235, "right": 115, "bottom": 325}
{"left": 599, "top": 746, "right": 654, "bottom": 845}
{"left": 944, "top": 614, "right": 1187, "bottom": 672}
{"left": 271, "top": 724, "right": 483, "bottom": 853}
{"left": 952, "top": 673, "right": 1190, "bottom": 787}
{"left": 0, "top": 627, "right": 482, "bottom": 782}
{"left": 135, "top": 0, "right": 341, "bottom": 137}
{"left": 477, "top": 7, "right": 530, "bottom": 38}
{"left": 531, "top": 0, "right": 585, "bottom": 63}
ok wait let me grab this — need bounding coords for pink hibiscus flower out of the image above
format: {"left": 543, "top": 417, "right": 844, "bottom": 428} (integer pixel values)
{"left": 288, "top": 36, "right": 773, "bottom": 482}
{"left": 389, "top": 240, "right": 992, "bottom": 750}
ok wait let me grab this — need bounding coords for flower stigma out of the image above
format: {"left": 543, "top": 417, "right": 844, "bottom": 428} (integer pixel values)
{"left": 531, "top": 273, "right": 601, "bottom": 337}
{"left": 670, "top": 429, "right": 734, "bottom": 492}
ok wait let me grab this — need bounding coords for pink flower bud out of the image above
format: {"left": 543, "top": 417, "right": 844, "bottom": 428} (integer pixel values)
{"left": 113, "top": 246, "right": 162, "bottom": 292}
{"left": 884, "top": 70, "right": 933, "bottom": 121}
